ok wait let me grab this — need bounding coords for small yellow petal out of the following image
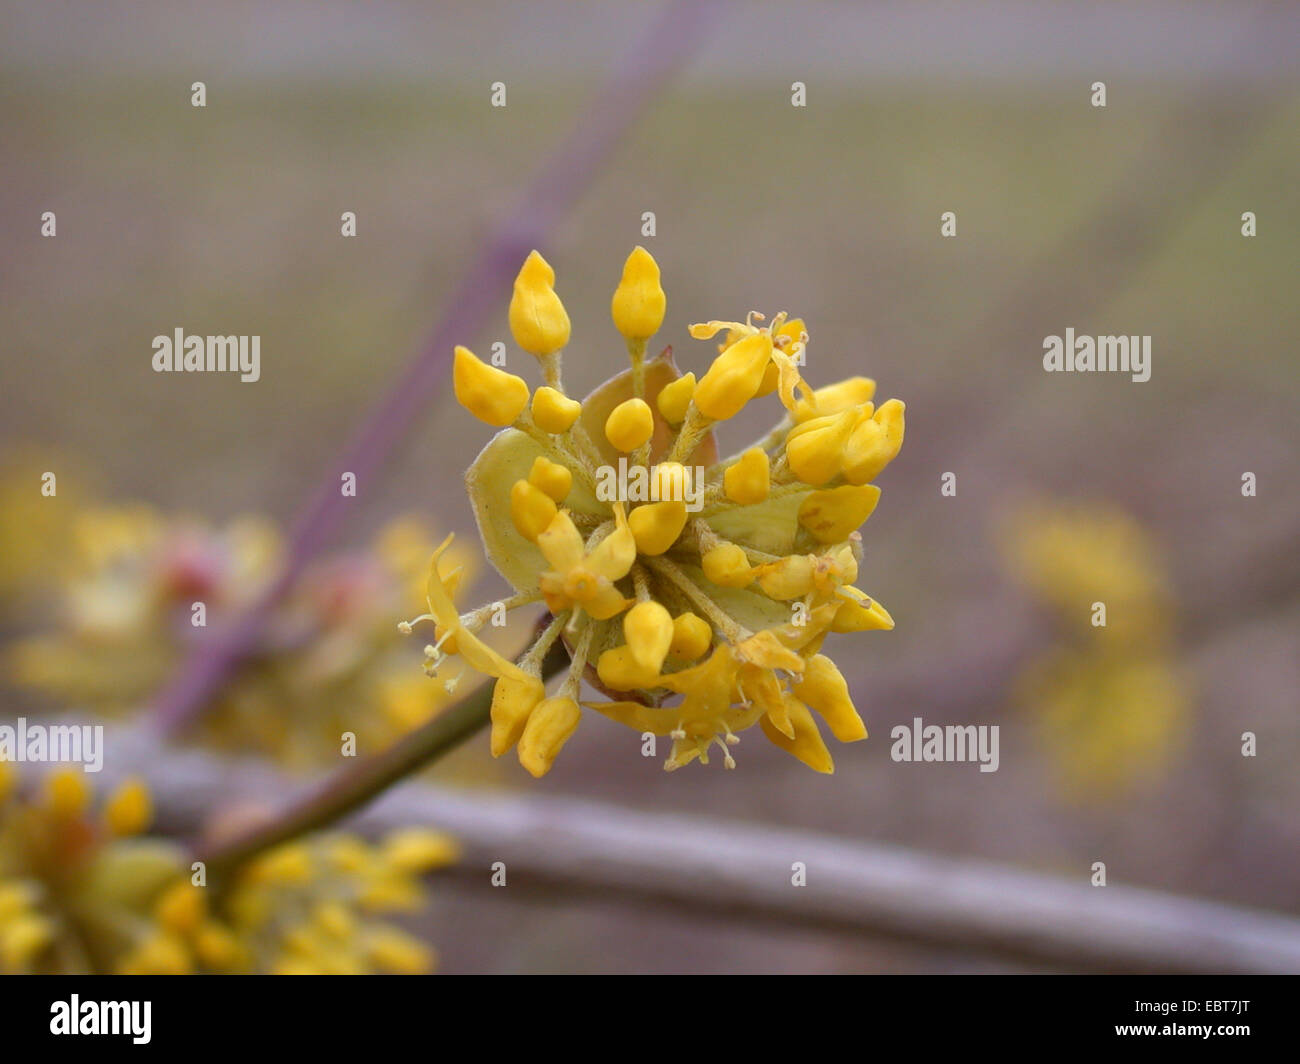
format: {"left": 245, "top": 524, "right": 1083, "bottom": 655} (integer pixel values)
{"left": 797, "top": 484, "right": 881, "bottom": 543}
{"left": 784, "top": 408, "right": 858, "bottom": 485}
{"left": 831, "top": 588, "right": 895, "bottom": 632}
{"left": 537, "top": 511, "right": 586, "bottom": 572}
{"left": 754, "top": 555, "right": 815, "bottom": 600}
{"left": 753, "top": 360, "right": 780, "bottom": 399}
{"left": 804, "top": 376, "right": 876, "bottom": 420}
{"left": 842, "top": 399, "right": 905, "bottom": 485}
{"left": 596, "top": 645, "right": 662, "bottom": 692}
{"left": 517, "top": 696, "right": 582, "bottom": 777}
{"left": 584, "top": 503, "right": 636, "bottom": 582}
{"left": 792, "top": 655, "right": 867, "bottom": 742}
{"left": 759, "top": 698, "right": 834, "bottom": 774}
{"left": 693, "top": 332, "right": 774, "bottom": 420}
{"left": 490, "top": 673, "right": 546, "bottom": 757}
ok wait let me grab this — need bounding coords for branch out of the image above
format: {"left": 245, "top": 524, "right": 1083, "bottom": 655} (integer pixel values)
{"left": 64, "top": 724, "right": 1300, "bottom": 974}
{"left": 199, "top": 631, "right": 570, "bottom": 878}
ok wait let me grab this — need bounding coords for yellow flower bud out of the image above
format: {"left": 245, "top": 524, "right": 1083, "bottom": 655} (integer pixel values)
{"left": 759, "top": 697, "right": 834, "bottom": 774}
{"left": 669, "top": 612, "right": 713, "bottom": 661}
{"left": 604, "top": 397, "right": 654, "bottom": 452}
{"left": 117, "top": 932, "right": 194, "bottom": 975}
{"left": 249, "top": 843, "right": 314, "bottom": 885}
{"left": 798, "top": 483, "right": 881, "bottom": 543}
{"left": 723, "top": 448, "right": 770, "bottom": 505}
{"left": 693, "top": 332, "right": 774, "bottom": 420}
{"left": 784, "top": 408, "right": 857, "bottom": 485}
{"left": 623, "top": 600, "right": 674, "bottom": 673}
{"left": 367, "top": 928, "right": 435, "bottom": 975}
{"left": 596, "top": 645, "right": 661, "bottom": 692}
{"left": 0, "top": 882, "right": 36, "bottom": 921}
{"left": 103, "top": 777, "right": 153, "bottom": 836}
{"left": 611, "top": 245, "right": 666, "bottom": 341}
{"left": 831, "top": 588, "right": 894, "bottom": 632}
{"left": 43, "top": 768, "right": 89, "bottom": 819}
{"left": 650, "top": 461, "right": 692, "bottom": 502}
{"left": 753, "top": 360, "right": 781, "bottom": 398}
{"left": 804, "top": 376, "right": 876, "bottom": 420}
{"left": 531, "top": 386, "right": 581, "bottom": 433}
{"left": 517, "top": 695, "right": 582, "bottom": 777}
{"left": 842, "top": 399, "right": 905, "bottom": 484}
{"left": 792, "top": 654, "right": 867, "bottom": 742}
{"left": 490, "top": 673, "right": 546, "bottom": 757}
{"left": 755, "top": 555, "right": 815, "bottom": 600}
{"left": 453, "top": 346, "right": 529, "bottom": 427}
{"left": 1, "top": 914, "right": 55, "bottom": 971}
{"left": 656, "top": 372, "right": 695, "bottom": 424}
{"left": 528, "top": 455, "right": 572, "bottom": 503}
{"left": 510, "top": 479, "right": 559, "bottom": 543}
{"left": 382, "top": 828, "right": 460, "bottom": 872}
{"left": 627, "top": 500, "right": 687, "bottom": 556}
{"left": 194, "top": 922, "right": 244, "bottom": 972}
{"left": 154, "top": 882, "right": 206, "bottom": 935}
{"left": 702, "top": 543, "right": 754, "bottom": 587}
{"left": 508, "top": 250, "right": 571, "bottom": 357}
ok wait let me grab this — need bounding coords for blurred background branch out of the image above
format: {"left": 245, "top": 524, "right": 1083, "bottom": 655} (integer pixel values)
{"left": 48, "top": 721, "right": 1300, "bottom": 974}
{"left": 152, "top": 0, "right": 728, "bottom": 735}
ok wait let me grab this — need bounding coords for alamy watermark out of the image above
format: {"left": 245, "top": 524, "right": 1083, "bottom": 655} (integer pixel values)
{"left": 152, "top": 328, "right": 261, "bottom": 382}
{"left": 890, "top": 716, "right": 999, "bottom": 773}
{"left": 50, "top": 996, "right": 151, "bottom": 1044}
{"left": 0, "top": 718, "right": 104, "bottom": 772}
{"left": 594, "top": 458, "right": 705, "bottom": 512}
{"left": 1043, "top": 329, "right": 1151, "bottom": 383}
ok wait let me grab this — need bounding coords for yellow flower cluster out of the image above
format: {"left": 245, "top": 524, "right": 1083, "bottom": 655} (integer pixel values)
{"left": 1002, "top": 502, "right": 1188, "bottom": 796}
{"left": 406, "top": 247, "right": 905, "bottom": 775}
{"left": 0, "top": 763, "right": 455, "bottom": 974}
{"left": 6, "top": 508, "right": 485, "bottom": 766}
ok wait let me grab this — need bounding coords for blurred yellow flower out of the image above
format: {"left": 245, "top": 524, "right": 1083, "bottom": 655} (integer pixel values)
{"left": 6, "top": 508, "right": 492, "bottom": 767}
{"left": 0, "top": 764, "right": 454, "bottom": 974}
{"left": 1001, "top": 501, "right": 1189, "bottom": 797}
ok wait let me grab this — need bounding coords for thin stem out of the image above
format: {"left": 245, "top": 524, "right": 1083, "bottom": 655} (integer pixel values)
{"left": 198, "top": 624, "right": 570, "bottom": 879}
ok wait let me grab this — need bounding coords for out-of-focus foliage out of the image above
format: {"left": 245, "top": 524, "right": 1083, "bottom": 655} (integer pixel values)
{"left": 0, "top": 762, "right": 456, "bottom": 974}
{"left": 3, "top": 464, "right": 485, "bottom": 766}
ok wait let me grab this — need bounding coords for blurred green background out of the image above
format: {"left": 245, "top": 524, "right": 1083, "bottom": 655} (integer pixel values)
{"left": 2, "top": 0, "right": 1298, "bottom": 972}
